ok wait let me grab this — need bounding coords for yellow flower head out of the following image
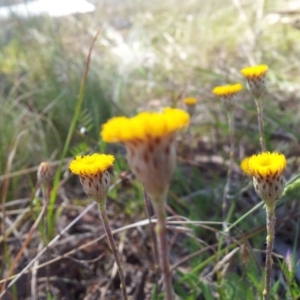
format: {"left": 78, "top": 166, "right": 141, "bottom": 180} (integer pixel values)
{"left": 240, "top": 157, "right": 252, "bottom": 176}
{"left": 101, "top": 108, "right": 189, "bottom": 200}
{"left": 212, "top": 83, "right": 243, "bottom": 98}
{"left": 241, "top": 65, "right": 268, "bottom": 98}
{"left": 101, "top": 108, "right": 189, "bottom": 143}
{"left": 184, "top": 97, "right": 198, "bottom": 106}
{"left": 242, "top": 152, "right": 286, "bottom": 205}
{"left": 241, "top": 65, "right": 268, "bottom": 79}
{"left": 247, "top": 152, "right": 286, "bottom": 178}
{"left": 69, "top": 154, "right": 115, "bottom": 176}
{"left": 69, "top": 154, "right": 114, "bottom": 203}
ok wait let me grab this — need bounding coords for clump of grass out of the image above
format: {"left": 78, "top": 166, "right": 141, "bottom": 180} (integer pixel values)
{"left": 0, "top": 15, "right": 113, "bottom": 190}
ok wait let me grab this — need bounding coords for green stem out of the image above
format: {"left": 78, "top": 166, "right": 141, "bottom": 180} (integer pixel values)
{"left": 225, "top": 200, "right": 264, "bottom": 233}
{"left": 225, "top": 173, "right": 299, "bottom": 234}
{"left": 143, "top": 190, "right": 160, "bottom": 290}
{"left": 222, "top": 111, "right": 235, "bottom": 230}
{"left": 263, "top": 204, "right": 276, "bottom": 300}
{"left": 153, "top": 199, "right": 173, "bottom": 300}
{"left": 216, "top": 111, "right": 235, "bottom": 299}
{"left": 254, "top": 97, "right": 266, "bottom": 151}
{"left": 98, "top": 202, "right": 128, "bottom": 300}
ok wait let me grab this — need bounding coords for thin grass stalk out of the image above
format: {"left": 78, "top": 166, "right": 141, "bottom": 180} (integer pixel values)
{"left": 143, "top": 190, "right": 160, "bottom": 288}
{"left": 215, "top": 109, "right": 235, "bottom": 299}
{"left": 0, "top": 202, "right": 98, "bottom": 297}
{"left": 254, "top": 97, "right": 266, "bottom": 151}
{"left": 2, "top": 213, "right": 277, "bottom": 289}
{"left": 263, "top": 204, "right": 276, "bottom": 300}
{"left": 153, "top": 199, "right": 173, "bottom": 300}
{"left": 222, "top": 169, "right": 300, "bottom": 232}
{"left": 97, "top": 202, "right": 128, "bottom": 300}
{"left": 31, "top": 241, "right": 43, "bottom": 300}
{"left": 41, "top": 184, "right": 51, "bottom": 297}
{"left": 181, "top": 158, "right": 297, "bottom": 234}
{"left": 0, "top": 131, "right": 26, "bottom": 278}
{"left": 222, "top": 110, "right": 235, "bottom": 232}
{"left": 186, "top": 125, "right": 194, "bottom": 161}
{"left": 47, "top": 28, "right": 101, "bottom": 238}
{"left": 1, "top": 176, "right": 127, "bottom": 296}
{"left": 0, "top": 199, "right": 47, "bottom": 295}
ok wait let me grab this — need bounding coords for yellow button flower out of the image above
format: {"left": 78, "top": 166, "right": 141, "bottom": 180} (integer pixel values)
{"left": 101, "top": 108, "right": 189, "bottom": 200}
{"left": 101, "top": 108, "right": 189, "bottom": 143}
{"left": 184, "top": 97, "right": 197, "bottom": 105}
{"left": 184, "top": 97, "right": 197, "bottom": 116}
{"left": 69, "top": 154, "right": 114, "bottom": 176}
{"left": 240, "top": 157, "right": 252, "bottom": 176}
{"left": 212, "top": 83, "right": 243, "bottom": 99}
{"left": 241, "top": 64, "right": 268, "bottom": 98}
{"left": 241, "top": 64, "right": 268, "bottom": 79}
{"left": 241, "top": 152, "right": 286, "bottom": 205}
{"left": 69, "top": 154, "right": 115, "bottom": 203}
{"left": 247, "top": 152, "right": 286, "bottom": 178}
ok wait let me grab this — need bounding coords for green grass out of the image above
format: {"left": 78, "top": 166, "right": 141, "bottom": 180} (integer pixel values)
{"left": 1, "top": 0, "right": 300, "bottom": 299}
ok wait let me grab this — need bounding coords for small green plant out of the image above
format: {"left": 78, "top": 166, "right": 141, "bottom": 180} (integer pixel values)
{"left": 69, "top": 154, "right": 128, "bottom": 300}
{"left": 101, "top": 108, "right": 190, "bottom": 300}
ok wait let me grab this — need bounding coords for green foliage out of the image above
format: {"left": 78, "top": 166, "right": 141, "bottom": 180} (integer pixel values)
{"left": 0, "top": 16, "right": 113, "bottom": 183}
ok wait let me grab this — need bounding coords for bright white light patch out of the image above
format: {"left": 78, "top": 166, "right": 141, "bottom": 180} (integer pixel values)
{"left": 0, "top": 0, "right": 95, "bottom": 19}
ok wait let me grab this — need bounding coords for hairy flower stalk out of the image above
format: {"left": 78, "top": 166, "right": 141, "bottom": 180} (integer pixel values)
{"left": 101, "top": 108, "right": 190, "bottom": 300}
{"left": 37, "top": 162, "right": 54, "bottom": 297}
{"left": 184, "top": 97, "right": 198, "bottom": 159}
{"left": 212, "top": 84, "right": 243, "bottom": 231}
{"left": 69, "top": 154, "right": 128, "bottom": 300}
{"left": 241, "top": 65, "right": 268, "bottom": 151}
{"left": 241, "top": 152, "right": 287, "bottom": 300}
{"left": 143, "top": 189, "right": 160, "bottom": 288}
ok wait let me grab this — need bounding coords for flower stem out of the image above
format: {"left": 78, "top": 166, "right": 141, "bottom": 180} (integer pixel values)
{"left": 254, "top": 97, "right": 266, "bottom": 151}
{"left": 153, "top": 199, "right": 173, "bottom": 300}
{"left": 263, "top": 204, "right": 276, "bottom": 300}
{"left": 222, "top": 111, "right": 235, "bottom": 231}
{"left": 143, "top": 190, "right": 160, "bottom": 284}
{"left": 97, "top": 202, "right": 128, "bottom": 300}
{"left": 41, "top": 184, "right": 51, "bottom": 297}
